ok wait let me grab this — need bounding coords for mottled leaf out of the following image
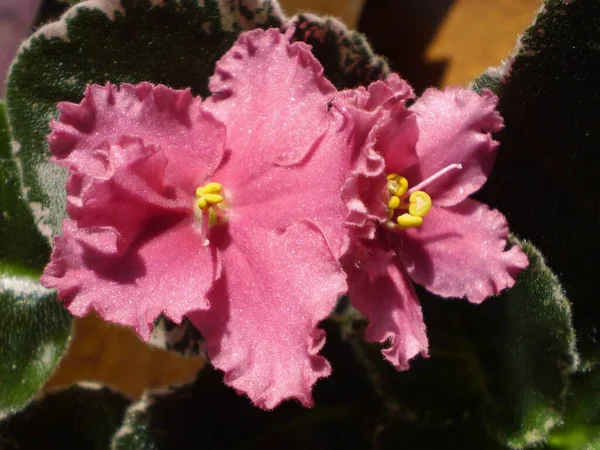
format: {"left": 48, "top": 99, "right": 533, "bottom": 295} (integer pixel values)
{"left": 0, "top": 101, "right": 72, "bottom": 415}
{"left": 0, "top": 272, "right": 71, "bottom": 416}
{"left": 0, "top": 384, "right": 129, "bottom": 450}
{"left": 113, "top": 320, "right": 384, "bottom": 450}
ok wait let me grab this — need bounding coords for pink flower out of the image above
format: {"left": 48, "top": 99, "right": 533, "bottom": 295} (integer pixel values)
{"left": 40, "top": 29, "right": 356, "bottom": 409}
{"left": 336, "top": 76, "right": 529, "bottom": 370}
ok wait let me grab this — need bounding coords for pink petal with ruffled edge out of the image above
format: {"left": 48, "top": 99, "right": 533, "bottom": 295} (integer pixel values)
{"left": 41, "top": 219, "right": 217, "bottom": 340}
{"left": 406, "top": 87, "right": 504, "bottom": 206}
{"left": 49, "top": 83, "right": 226, "bottom": 193}
{"left": 396, "top": 199, "right": 528, "bottom": 303}
{"left": 205, "top": 29, "right": 355, "bottom": 258}
{"left": 345, "top": 244, "right": 428, "bottom": 369}
{"left": 189, "top": 221, "right": 346, "bottom": 409}
{"left": 335, "top": 74, "right": 417, "bottom": 236}
{"left": 43, "top": 83, "right": 230, "bottom": 337}
{"left": 69, "top": 137, "right": 189, "bottom": 253}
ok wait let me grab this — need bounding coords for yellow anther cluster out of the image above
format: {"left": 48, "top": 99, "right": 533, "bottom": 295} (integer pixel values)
{"left": 387, "top": 173, "right": 409, "bottom": 196}
{"left": 386, "top": 174, "right": 432, "bottom": 228}
{"left": 196, "top": 182, "right": 223, "bottom": 211}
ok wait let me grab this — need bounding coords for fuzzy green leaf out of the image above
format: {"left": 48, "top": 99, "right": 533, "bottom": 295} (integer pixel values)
{"left": 473, "top": 0, "right": 600, "bottom": 367}
{"left": 0, "top": 384, "right": 129, "bottom": 450}
{"left": 349, "top": 240, "right": 576, "bottom": 448}
{"left": 6, "top": 0, "right": 386, "bottom": 239}
{"left": 113, "top": 320, "right": 384, "bottom": 450}
{"left": 0, "top": 271, "right": 71, "bottom": 415}
{"left": 0, "top": 101, "right": 50, "bottom": 275}
{"left": 544, "top": 368, "right": 600, "bottom": 450}
{"left": 0, "top": 100, "right": 72, "bottom": 415}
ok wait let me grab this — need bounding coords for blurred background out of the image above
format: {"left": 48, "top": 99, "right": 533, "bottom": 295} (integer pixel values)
{"left": 0, "top": 0, "right": 540, "bottom": 398}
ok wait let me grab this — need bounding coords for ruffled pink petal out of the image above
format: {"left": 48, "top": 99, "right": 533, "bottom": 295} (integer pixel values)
{"left": 345, "top": 242, "right": 428, "bottom": 370}
{"left": 373, "top": 102, "right": 419, "bottom": 176}
{"left": 407, "top": 87, "right": 504, "bottom": 206}
{"left": 335, "top": 74, "right": 417, "bottom": 236}
{"left": 206, "top": 29, "right": 354, "bottom": 257}
{"left": 69, "top": 137, "right": 189, "bottom": 253}
{"left": 48, "top": 83, "right": 226, "bottom": 193}
{"left": 207, "top": 28, "right": 336, "bottom": 175}
{"left": 41, "top": 219, "right": 217, "bottom": 340}
{"left": 189, "top": 221, "right": 347, "bottom": 409}
{"left": 396, "top": 199, "right": 529, "bottom": 303}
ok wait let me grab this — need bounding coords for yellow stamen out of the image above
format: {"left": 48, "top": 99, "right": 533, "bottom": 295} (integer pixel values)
{"left": 195, "top": 181, "right": 224, "bottom": 211}
{"left": 384, "top": 174, "right": 433, "bottom": 229}
{"left": 203, "top": 193, "right": 223, "bottom": 204}
{"left": 388, "top": 195, "right": 400, "bottom": 210}
{"left": 397, "top": 213, "right": 423, "bottom": 228}
{"left": 203, "top": 182, "right": 222, "bottom": 193}
{"left": 387, "top": 175, "right": 409, "bottom": 196}
{"left": 408, "top": 191, "right": 432, "bottom": 217}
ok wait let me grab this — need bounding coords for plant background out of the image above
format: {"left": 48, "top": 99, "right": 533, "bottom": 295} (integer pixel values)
{"left": 5, "top": 1, "right": 594, "bottom": 449}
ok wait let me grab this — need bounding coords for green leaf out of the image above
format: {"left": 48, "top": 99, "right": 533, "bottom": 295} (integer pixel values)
{"left": 113, "top": 320, "right": 385, "bottom": 450}
{"left": 473, "top": 0, "right": 600, "bottom": 367}
{"left": 0, "top": 384, "right": 129, "bottom": 450}
{"left": 0, "top": 101, "right": 72, "bottom": 415}
{"left": 0, "top": 101, "right": 51, "bottom": 275}
{"left": 348, "top": 240, "right": 577, "bottom": 448}
{"left": 0, "top": 271, "right": 72, "bottom": 415}
{"left": 544, "top": 368, "right": 600, "bottom": 450}
{"left": 6, "top": 0, "right": 386, "bottom": 239}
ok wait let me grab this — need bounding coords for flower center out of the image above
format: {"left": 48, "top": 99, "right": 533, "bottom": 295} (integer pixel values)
{"left": 194, "top": 181, "right": 227, "bottom": 244}
{"left": 384, "top": 164, "right": 462, "bottom": 229}
{"left": 196, "top": 182, "right": 223, "bottom": 211}
{"left": 386, "top": 174, "right": 432, "bottom": 228}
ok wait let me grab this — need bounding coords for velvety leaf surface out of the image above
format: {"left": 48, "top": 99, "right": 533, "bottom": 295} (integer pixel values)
{"left": 0, "top": 272, "right": 71, "bottom": 415}
{"left": 0, "top": 101, "right": 72, "bottom": 415}
{"left": 0, "top": 101, "right": 49, "bottom": 275}
{"left": 112, "top": 320, "right": 383, "bottom": 450}
{"left": 544, "top": 368, "right": 600, "bottom": 450}
{"left": 0, "top": 385, "right": 129, "bottom": 450}
{"left": 350, "top": 240, "right": 576, "bottom": 448}
{"left": 473, "top": 0, "right": 600, "bottom": 367}
{"left": 6, "top": 0, "right": 386, "bottom": 239}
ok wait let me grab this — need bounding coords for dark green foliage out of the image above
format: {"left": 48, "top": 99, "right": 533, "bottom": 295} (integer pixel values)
{"left": 113, "top": 320, "right": 383, "bottom": 450}
{"left": 0, "top": 385, "right": 130, "bottom": 450}
{"left": 474, "top": 0, "right": 600, "bottom": 367}
{"left": 544, "top": 368, "right": 600, "bottom": 449}
{"left": 0, "top": 101, "right": 72, "bottom": 415}
{"left": 0, "top": 274, "right": 71, "bottom": 415}
{"left": 351, "top": 241, "right": 576, "bottom": 448}
{"left": 0, "top": 102, "right": 50, "bottom": 275}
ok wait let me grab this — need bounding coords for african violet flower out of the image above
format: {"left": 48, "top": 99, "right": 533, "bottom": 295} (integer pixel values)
{"left": 40, "top": 28, "right": 357, "bottom": 409}
{"left": 336, "top": 75, "right": 529, "bottom": 369}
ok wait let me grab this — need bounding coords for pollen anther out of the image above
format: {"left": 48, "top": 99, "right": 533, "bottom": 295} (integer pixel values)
{"left": 388, "top": 196, "right": 400, "bottom": 210}
{"left": 408, "top": 191, "right": 432, "bottom": 217}
{"left": 397, "top": 213, "right": 423, "bottom": 228}
{"left": 196, "top": 181, "right": 224, "bottom": 211}
{"left": 386, "top": 174, "right": 409, "bottom": 197}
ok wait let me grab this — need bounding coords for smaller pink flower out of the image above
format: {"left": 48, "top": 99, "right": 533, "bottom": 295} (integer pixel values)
{"left": 337, "top": 76, "right": 529, "bottom": 370}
